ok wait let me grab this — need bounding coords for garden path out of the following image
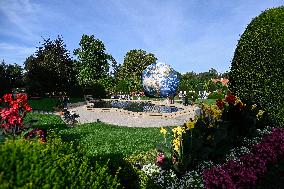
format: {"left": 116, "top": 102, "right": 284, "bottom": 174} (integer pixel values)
{"left": 68, "top": 105, "right": 198, "bottom": 128}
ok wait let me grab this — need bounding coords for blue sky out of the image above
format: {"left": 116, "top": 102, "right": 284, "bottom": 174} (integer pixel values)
{"left": 0, "top": 0, "right": 283, "bottom": 73}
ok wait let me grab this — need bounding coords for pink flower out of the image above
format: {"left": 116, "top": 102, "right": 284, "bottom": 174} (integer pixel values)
{"left": 172, "top": 155, "right": 178, "bottom": 164}
{"left": 156, "top": 153, "right": 165, "bottom": 166}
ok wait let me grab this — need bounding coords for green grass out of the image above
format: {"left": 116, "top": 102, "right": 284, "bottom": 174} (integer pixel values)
{"left": 28, "top": 97, "right": 84, "bottom": 111}
{"left": 58, "top": 123, "right": 163, "bottom": 157}
{"left": 69, "top": 97, "right": 85, "bottom": 103}
{"left": 24, "top": 113, "right": 66, "bottom": 131}
{"left": 23, "top": 113, "right": 162, "bottom": 157}
{"left": 28, "top": 98, "right": 59, "bottom": 111}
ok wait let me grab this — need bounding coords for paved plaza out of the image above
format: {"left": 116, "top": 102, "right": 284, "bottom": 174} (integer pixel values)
{"left": 68, "top": 102, "right": 199, "bottom": 127}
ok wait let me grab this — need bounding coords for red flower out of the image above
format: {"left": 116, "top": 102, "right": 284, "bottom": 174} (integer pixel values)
{"left": 3, "top": 94, "right": 13, "bottom": 103}
{"left": 216, "top": 99, "right": 225, "bottom": 109}
{"left": 225, "top": 94, "right": 236, "bottom": 104}
{"left": 1, "top": 93, "right": 31, "bottom": 136}
{"left": 1, "top": 123, "right": 10, "bottom": 129}
{"left": 16, "top": 93, "right": 28, "bottom": 104}
{"left": 11, "top": 102, "right": 20, "bottom": 110}
{"left": 23, "top": 104, "right": 32, "bottom": 112}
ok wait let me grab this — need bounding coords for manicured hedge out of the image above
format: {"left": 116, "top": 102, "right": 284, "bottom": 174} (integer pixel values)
{"left": 0, "top": 137, "right": 121, "bottom": 188}
{"left": 229, "top": 6, "right": 284, "bottom": 126}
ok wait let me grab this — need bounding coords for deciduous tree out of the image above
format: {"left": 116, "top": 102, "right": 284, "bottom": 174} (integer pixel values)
{"left": 118, "top": 49, "right": 157, "bottom": 92}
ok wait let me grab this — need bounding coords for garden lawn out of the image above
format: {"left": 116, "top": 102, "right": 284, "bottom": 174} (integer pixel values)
{"left": 58, "top": 123, "right": 163, "bottom": 157}
{"left": 28, "top": 97, "right": 84, "bottom": 111}
{"left": 24, "top": 113, "right": 163, "bottom": 157}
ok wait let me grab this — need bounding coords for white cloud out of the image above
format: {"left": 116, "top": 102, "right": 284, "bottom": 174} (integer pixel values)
{"left": 0, "top": 42, "right": 35, "bottom": 64}
{"left": 0, "top": 0, "right": 41, "bottom": 41}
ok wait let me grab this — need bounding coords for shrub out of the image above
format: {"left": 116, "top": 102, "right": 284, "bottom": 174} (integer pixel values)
{"left": 229, "top": 6, "right": 284, "bottom": 126}
{"left": 157, "top": 95, "right": 267, "bottom": 176}
{"left": 0, "top": 137, "right": 121, "bottom": 188}
{"left": 207, "top": 91, "right": 225, "bottom": 99}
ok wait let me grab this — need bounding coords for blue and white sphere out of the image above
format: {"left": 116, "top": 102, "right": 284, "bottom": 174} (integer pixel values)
{"left": 142, "top": 62, "right": 180, "bottom": 97}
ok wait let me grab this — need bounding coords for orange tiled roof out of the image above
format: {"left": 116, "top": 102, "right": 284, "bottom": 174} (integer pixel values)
{"left": 211, "top": 78, "right": 229, "bottom": 86}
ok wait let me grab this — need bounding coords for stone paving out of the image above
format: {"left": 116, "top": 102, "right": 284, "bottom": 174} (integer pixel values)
{"left": 68, "top": 101, "right": 199, "bottom": 128}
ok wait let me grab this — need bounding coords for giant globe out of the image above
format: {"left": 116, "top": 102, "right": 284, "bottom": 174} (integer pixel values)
{"left": 142, "top": 62, "right": 180, "bottom": 98}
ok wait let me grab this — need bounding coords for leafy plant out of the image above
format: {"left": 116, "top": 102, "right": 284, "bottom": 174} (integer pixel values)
{"left": 0, "top": 137, "right": 121, "bottom": 188}
{"left": 0, "top": 93, "right": 32, "bottom": 137}
{"left": 230, "top": 6, "right": 284, "bottom": 126}
{"left": 156, "top": 94, "right": 268, "bottom": 176}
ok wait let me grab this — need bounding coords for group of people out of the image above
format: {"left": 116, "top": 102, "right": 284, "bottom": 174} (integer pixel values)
{"left": 110, "top": 92, "right": 145, "bottom": 100}
{"left": 178, "top": 91, "right": 190, "bottom": 106}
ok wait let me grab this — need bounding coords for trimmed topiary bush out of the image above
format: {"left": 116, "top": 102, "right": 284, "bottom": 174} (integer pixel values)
{"left": 229, "top": 6, "right": 284, "bottom": 126}
{"left": 0, "top": 137, "right": 121, "bottom": 188}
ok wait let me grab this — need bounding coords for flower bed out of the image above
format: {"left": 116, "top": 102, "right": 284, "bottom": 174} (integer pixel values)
{"left": 135, "top": 93, "right": 283, "bottom": 188}
{"left": 203, "top": 127, "right": 284, "bottom": 188}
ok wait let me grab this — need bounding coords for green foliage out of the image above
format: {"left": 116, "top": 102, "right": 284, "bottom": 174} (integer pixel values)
{"left": 229, "top": 6, "right": 284, "bottom": 126}
{"left": 84, "top": 83, "right": 107, "bottom": 98}
{"left": 207, "top": 91, "right": 225, "bottom": 99}
{"left": 28, "top": 98, "right": 59, "bottom": 111}
{"left": 0, "top": 60, "right": 23, "bottom": 95}
{"left": 26, "top": 114, "right": 161, "bottom": 188}
{"left": 125, "top": 149, "right": 157, "bottom": 168}
{"left": 0, "top": 138, "right": 121, "bottom": 188}
{"left": 178, "top": 71, "right": 199, "bottom": 92}
{"left": 158, "top": 97, "right": 268, "bottom": 175}
{"left": 195, "top": 99, "right": 216, "bottom": 105}
{"left": 117, "top": 49, "right": 157, "bottom": 92}
{"left": 24, "top": 36, "right": 77, "bottom": 95}
{"left": 28, "top": 97, "right": 84, "bottom": 111}
{"left": 58, "top": 122, "right": 163, "bottom": 156}
{"left": 24, "top": 113, "right": 65, "bottom": 129}
{"left": 74, "top": 34, "right": 115, "bottom": 92}
{"left": 178, "top": 68, "right": 228, "bottom": 95}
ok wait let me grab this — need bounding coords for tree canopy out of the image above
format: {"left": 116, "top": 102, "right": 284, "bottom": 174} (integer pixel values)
{"left": 117, "top": 49, "right": 157, "bottom": 92}
{"left": 74, "top": 35, "right": 111, "bottom": 86}
{"left": 24, "top": 36, "right": 76, "bottom": 95}
{"left": 0, "top": 60, "right": 23, "bottom": 95}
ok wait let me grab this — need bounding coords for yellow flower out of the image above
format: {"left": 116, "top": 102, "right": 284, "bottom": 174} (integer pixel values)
{"left": 172, "top": 126, "right": 185, "bottom": 137}
{"left": 252, "top": 104, "right": 257, "bottom": 110}
{"left": 186, "top": 121, "right": 195, "bottom": 130}
{"left": 257, "top": 110, "right": 264, "bottom": 120}
{"left": 208, "top": 124, "right": 213, "bottom": 128}
{"left": 177, "top": 126, "right": 185, "bottom": 136}
{"left": 160, "top": 127, "right": 167, "bottom": 135}
{"left": 234, "top": 97, "right": 242, "bottom": 106}
{"left": 172, "top": 138, "right": 181, "bottom": 152}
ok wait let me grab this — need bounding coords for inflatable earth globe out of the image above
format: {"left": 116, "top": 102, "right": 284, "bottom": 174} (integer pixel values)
{"left": 142, "top": 62, "right": 180, "bottom": 97}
